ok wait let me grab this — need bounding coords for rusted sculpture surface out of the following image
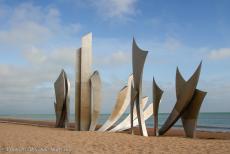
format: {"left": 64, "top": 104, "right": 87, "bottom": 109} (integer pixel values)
{"left": 89, "top": 71, "right": 102, "bottom": 131}
{"left": 98, "top": 75, "right": 133, "bottom": 131}
{"left": 152, "top": 77, "right": 163, "bottom": 136}
{"left": 131, "top": 38, "right": 148, "bottom": 136}
{"left": 54, "top": 69, "right": 70, "bottom": 128}
{"left": 109, "top": 96, "right": 148, "bottom": 132}
{"left": 159, "top": 62, "right": 204, "bottom": 136}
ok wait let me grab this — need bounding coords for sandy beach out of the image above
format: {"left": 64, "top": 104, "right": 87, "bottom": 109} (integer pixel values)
{"left": 0, "top": 119, "right": 230, "bottom": 154}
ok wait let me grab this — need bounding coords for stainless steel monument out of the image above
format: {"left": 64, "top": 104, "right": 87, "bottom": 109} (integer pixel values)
{"left": 54, "top": 69, "right": 70, "bottom": 128}
{"left": 130, "top": 38, "right": 149, "bottom": 136}
{"left": 75, "top": 33, "right": 102, "bottom": 131}
{"left": 52, "top": 33, "right": 206, "bottom": 138}
{"left": 159, "top": 62, "right": 207, "bottom": 138}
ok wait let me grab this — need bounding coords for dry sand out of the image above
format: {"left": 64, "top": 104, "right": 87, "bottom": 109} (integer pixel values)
{"left": 0, "top": 120, "right": 230, "bottom": 154}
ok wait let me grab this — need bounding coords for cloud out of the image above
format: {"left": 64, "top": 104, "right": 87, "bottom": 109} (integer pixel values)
{"left": 49, "top": 47, "right": 76, "bottom": 66}
{"left": 0, "top": 21, "right": 51, "bottom": 47}
{"left": 0, "top": 2, "right": 80, "bottom": 48}
{"left": 95, "top": 50, "right": 130, "bottom": 67}
{"left": 0, "top": 75, "right": 54, "bottom": 114}
{"left": 110, "top": 51, "right": 130, "bottom": 63}
{"left": 90, "top": 0, "right": 138, "bottom": 20}
{"left": 59, "top": 0, "right": 138, "bottom": 21}
{"left": 164, "top": 36, "right": 182, "bottom": 51}
{"left": 23, "top": 47, "right": 47, "bottom": 64}
{"left": 207, "top": 48, "right": 230, "bottom": 60}
{"left": 22, "top": 46, "right": 76, "bottom": 66}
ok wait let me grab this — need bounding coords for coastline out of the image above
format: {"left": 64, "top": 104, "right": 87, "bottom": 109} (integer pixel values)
{"left": 0, "top": 120, "right": 230, "bottom": 153}
{"left": 1, "top": 112, "right": 229, "bottom": 132}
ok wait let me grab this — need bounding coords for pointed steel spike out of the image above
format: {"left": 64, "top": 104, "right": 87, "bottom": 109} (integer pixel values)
{"left": 152, "top": 77, "right": 163, "bottom": 136}
{"left": 132, "top": 38, "right": 149, "bottom": 136}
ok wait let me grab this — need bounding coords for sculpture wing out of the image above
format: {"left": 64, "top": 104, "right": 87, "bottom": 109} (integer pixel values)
{"left": 132, "top": 38, "right": 149, "bottom": 136}
{"left": 153, "top": 77, "right": 163, "bottom": 116}
{"left": 120, "top": 103, "right": 153, "bottom": 131}
{"left": 98, "top": 75, "right": 133, "bottom": 131}
{"left": 89, "top": 71, "right": 102, "bottom": 131}
{"left": 109, "top": 96, "right": 148, "bottom": 132}
{"left": 159, "top": 62, "right": 202, "bottom": 135}
{"left": 54, "top": 70, "right": 66, "bottom": 127}
{"left": 176, "top": 67, "right": 186, "bottom": 99}
{"left": 181, "top": 89, "right": 207, "bottom": 138}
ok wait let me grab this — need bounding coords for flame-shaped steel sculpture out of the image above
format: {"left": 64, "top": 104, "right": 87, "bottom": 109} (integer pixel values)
{"left": 131, "top": 38, "right": 148, "bottom": 136}
{"left": 152, "top": 77, "right": 163, "bottom": 136}
{"left": 176, "top": 67, "right": 207, "bottom": 138}
{"left": 159, "top": 62, "right": 202, "bottom": 135}
{"left": 54, "top": 69, "right": 70, "bottom": 128}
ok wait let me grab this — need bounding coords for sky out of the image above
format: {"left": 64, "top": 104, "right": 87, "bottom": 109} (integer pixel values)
{"left": 0, "top": 0, "right": 230, "bottom": 114}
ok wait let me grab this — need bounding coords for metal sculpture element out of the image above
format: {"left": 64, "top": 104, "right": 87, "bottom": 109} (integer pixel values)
{"left": 152, "top": 77, "right": 163, "bottom": 136}
{"left": 176, "top": 68, "right": 207, "bottom": 138}
{"left": 75, "top": 48, "right": 81, "bottom": 130}
{"left": 130, "top": 86, "right": 137, "bottom": 134}
{"left": 118, "top": 103, "right": 153, "bottom": 132}
{"left": 131, "top": 38, "right": 148, "bottom": 136}
{"left": 159, "top": 62, "right": 202, "bottom": 135}
{"left": 89, "top": 71, "right": 102, "bottom": 131}
{"left": 109, "top": 96, "right": 148, "bottom": 132}
{"left": 182, "top": 89, "right": 207, "bottom": 138}
{"left": 98, "top": 75, "right": 133, "bottom": 131}
{"left": 75, "top": 33, "right": 92, "bottom": 131}
{"left": 54, "top": 69, "right": 70, "bottom": 128}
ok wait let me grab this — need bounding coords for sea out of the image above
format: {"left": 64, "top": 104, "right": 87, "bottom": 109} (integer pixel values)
{"left": 0, "top": 113, "right": 230, "bottom": 132}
